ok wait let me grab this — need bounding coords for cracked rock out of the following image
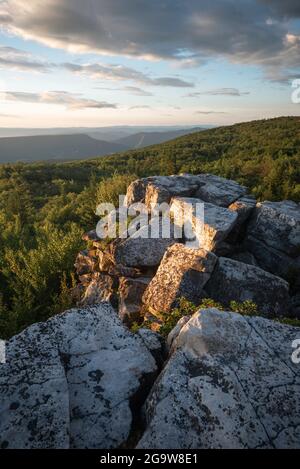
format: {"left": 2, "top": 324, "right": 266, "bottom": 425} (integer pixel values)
{"left": 0, "top": 304, "right": 158, "bottom": 449}
{"left": 138, "top": 308, "right": 300, "bottom": 449}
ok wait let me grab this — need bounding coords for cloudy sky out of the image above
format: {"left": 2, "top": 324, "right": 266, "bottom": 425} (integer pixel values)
{"left": 0, "top": 0, "right": 299, "bottom": 127}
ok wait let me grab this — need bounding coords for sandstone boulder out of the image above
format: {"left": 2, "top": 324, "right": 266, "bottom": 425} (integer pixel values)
{"left": 170, "top": 197, "right": 238, "bottom": 251}
{"left": 112, "top": 218, "right": 181, "bottom": 268}
{"left": 138, "top": 308, "right": 300, "bottom": 449}
{"left": 143, "top": 244, "right": 217, "bottom": 314}
{"left": 247, "top": 200, "right": 300, "bottom": 257}
{"left": 244, "top": 235, "right": 300, "bottom": 286}
{"left": 125, "top": 174, "right": 201, "bottom": 208}
{"left": 195, "top": 174, "right": 248, "bottom": 207}
{"left": 0, "top": 304, "right": 158, "bottom": 449}
{"left": 206, "top": 257, "right": 290, "bottom": 316}
{"left": 80, "top": 272, "right": 117, "bottom": 306}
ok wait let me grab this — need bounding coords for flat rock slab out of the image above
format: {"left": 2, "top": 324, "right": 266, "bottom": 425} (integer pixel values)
{"left": 112, "top": 219, "right": 181, "bottom": 268}
{"left": 195, "top": 174, "right": 248, "bottom": 207}
{"left": 0, "top": 304, "right": 158, "bottom": 449}
{"left": 125, "top": 175, "right": 201, "bottom": 208}
{"left": 247, "top": 201, "right": 300, "bottom": 257}
{"left": 138, "top": 309, "right": 300, "bottom": 449}
{"left": 170, "top": 197, "right": 238, "bottom": 251}
{"left": 143, "top": 244, "right": 217, "bottom": 314}
{"left": 206, "top": 257, "right": 290, "bottom": 316}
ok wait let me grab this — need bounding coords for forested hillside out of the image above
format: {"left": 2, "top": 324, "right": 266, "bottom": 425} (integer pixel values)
{"left": 0, "top": 117, "right": 299, "bottom": 338}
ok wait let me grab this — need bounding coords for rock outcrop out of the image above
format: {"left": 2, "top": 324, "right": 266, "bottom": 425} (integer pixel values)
{"left": 74, "top": 173, "right": 299, "bottom": 322}
{"left": 2, "top": 305, "right": 299, "bottom": 449}
{"left": 138, "top": 308, "right": 300, "bottom": 449}
{"left": 0, "top": 304, "right": 160, "bottom": 449}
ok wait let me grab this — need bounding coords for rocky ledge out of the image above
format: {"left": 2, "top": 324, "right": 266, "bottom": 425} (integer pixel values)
{"left": 1, "top": 304, "right": 299, "bottom": 449}
{"left": 0, "top": 173, "right": 299, "bottom": 449}
{"left": 76, "top": 173, "right": 299, "bottom": 324}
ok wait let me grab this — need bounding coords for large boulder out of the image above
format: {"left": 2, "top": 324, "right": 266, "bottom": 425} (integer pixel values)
{"left": 111, "top": 218, "right": 181, "bottom": 268}
{"left": 138, "top": 308, "right": 300, "bottom": 449}
{"left": 170, "top": 197, "right": 238, "bottom": 251}
{"left": 124, "top": 174, "right": 248, "bottom": 210}
{"left": 247, "top": 201, "right": 300, "bottom": 257}
{"left": 0, "top": 322, "right": 70, "bottom": 449}
{"left": 124, "top": 175, "right": 200, "bottom": 208}
{"left": 206, "top": 257, "right": 290, "bottom": 316}
{"left": 0, "top": 304, "right": 158, "bottom": 449}
{"left": 195, "top": 174, "right": 248, "bottom": 207}
{"left": 244, "top": 235, "right": 300, "bottom": 287}
{"left": 143, "top": 244, "right": 217, "bottom": 314}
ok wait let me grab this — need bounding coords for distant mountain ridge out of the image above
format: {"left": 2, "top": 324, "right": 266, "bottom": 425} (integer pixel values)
{"left": 116, "top": 127, "right": 203, "bottom": 149}
{"left": 0, "top": 127, "right": 203, "bottom": 163}
{"left": 0, "top": 134, "right": 127, "bottom": 163}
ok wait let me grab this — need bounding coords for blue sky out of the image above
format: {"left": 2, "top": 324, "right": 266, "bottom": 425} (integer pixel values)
{"left": 0, "top": 0, "right": 299, "bottom": 128}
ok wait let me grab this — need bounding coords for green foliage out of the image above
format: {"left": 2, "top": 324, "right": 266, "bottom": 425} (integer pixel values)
{"left": 229, "top": 300, "right": 260, "bottom": 317}
{"left": 96, "top": 173, "right": 137, "bottom": 207}
{"left": 275, "top": 318, "right": 300, "bottom": 328}
{"left": 159, "top": 298, "right": 199, "bottom": 337}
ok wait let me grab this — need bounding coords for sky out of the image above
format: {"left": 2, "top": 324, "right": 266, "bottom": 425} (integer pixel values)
{"left": 0, "top": 0, "right": 299, "bottom": 128}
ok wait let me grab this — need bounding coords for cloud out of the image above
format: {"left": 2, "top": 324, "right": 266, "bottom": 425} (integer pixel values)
{"left": 122, "top": 86, "right": 153, "bottom": 96}
{"left": 0, "top": 46, "right": 50, "bottom": 72}
{"left": 186, "top": 88, "right": 250, "bottom": 97}
{"left": 3, "top": 90, "right": 117, "bottom": 109}
{"left": 1, "top": 0, "right": 299, "bottom": 81}
{"left": 63, "top": 62, "right": 194, "bottom": 87}
{"left": 128, "top": 105, "right": 152, "bottom": 110}
{"left": 195, "top": 110, "right": 228, "bottom": 114}
{"left": 0, "top": 46, "right": 193, "bottom": 88}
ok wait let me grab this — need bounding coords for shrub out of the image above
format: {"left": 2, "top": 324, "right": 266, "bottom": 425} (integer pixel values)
{"left": 229, "top": 300, "right": 260, "bottom": 317}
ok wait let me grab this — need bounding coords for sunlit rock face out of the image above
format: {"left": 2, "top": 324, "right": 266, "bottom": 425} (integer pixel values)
{"left": 138, "top": 308, "right": 300, "bottom": 449}
{"left": 142, "top": 244, "right": 217, "bottom": 314}
{"left": 170, "top": 196, "right": 238, "bottom": 251}
{"left": 0, "top": 304, "right": 159, "bottom": 449}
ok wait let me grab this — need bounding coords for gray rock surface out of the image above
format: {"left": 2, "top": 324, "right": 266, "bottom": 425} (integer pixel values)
{"left": 112, "top": 218, "right": 181, "bottom": 268}
{"left": 245, "top": 235, "right": 300, "bottom": 286}
{"left": 143, "top": 244, "right": 217, "bottom": 314}
{"left": 0, "top": 304, "right": 158, "bottom": 449}
{"left": 247, "top": 200, "right": 300, "bottom": 257}
{"left": 138, "top": 308, "right": 300, "bottom": 449}
{"left": 206, "top": 257, "right": 290, "bottom": 316}
{"left": 195, "top": 174, "right": 248, "bottom": 207}
{"left": 170, "top": 197, "right": 238, "bottom": 251}
{"left": 124, "top": 174, "right": 200, "bottom": 208}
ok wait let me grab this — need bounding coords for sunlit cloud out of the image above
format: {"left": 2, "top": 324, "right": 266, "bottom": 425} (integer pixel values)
{"left": 3, "top": 90, "right": 118, "bottom": 110}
